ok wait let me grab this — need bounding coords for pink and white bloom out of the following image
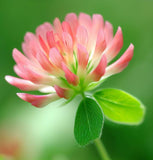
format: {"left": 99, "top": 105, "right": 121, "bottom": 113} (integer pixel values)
{"left": 5, "top": 13, "right": 134, "bottom": 107}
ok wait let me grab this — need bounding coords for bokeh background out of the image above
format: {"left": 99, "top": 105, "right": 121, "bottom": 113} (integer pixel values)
{"left": 0, "top": 0, "right": 153, "bottom": 159}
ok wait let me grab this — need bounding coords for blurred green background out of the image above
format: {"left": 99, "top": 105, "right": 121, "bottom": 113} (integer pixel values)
{"left": 0, "top": 0, "right": 153, "bottom": 159}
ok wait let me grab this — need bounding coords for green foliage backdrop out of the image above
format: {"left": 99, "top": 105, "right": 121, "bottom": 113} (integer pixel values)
{"left": 0, "top": 0, "right": 153, "bottom": 159}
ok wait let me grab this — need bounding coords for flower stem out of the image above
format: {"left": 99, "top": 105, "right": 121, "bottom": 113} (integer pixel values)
{"left": 81, "top": 92, "right": 86, "bottom": 99}
{"left": 94, "top": 139, "right": 111, "bottom": 160}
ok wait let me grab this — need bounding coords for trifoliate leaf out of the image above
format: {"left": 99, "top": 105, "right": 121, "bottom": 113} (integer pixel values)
{"left": 74, "top": 97, "right": 104, "bottom": 146}
{"left": 94, "top": 88, "right": 145, "bottom": 125}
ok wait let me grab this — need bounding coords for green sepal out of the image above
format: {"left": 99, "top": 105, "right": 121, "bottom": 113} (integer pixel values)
{"left": 86, "top": 78, "right": 107, "bottom": 91}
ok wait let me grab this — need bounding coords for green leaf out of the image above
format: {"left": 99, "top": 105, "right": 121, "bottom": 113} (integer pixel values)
{"left": 74, "top": 97, "right": 104, "bottom": 146}
{"left": 94, "top": 88, "right": 145, "bottom": 125}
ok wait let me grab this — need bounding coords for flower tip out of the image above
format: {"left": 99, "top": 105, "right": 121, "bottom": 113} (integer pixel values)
{"left": 12, "top": 48, "right": 17, "bottom": 55}
{"left": 65, "top": 13, "right": 77, "bottom": 25}
{"left": 129, "top": 43, "right": 134, "bottom": 50}
{"left": 116, "top": 26, "right": 123, "bottom": 37}
{"left": 66, "top": 12, "right": 76, "bottom": 15}
{"left": 118, "top": 26, "right": 122, "bottom": 31}
{"left": 5, "top": 75, "right": 11, "bottom": 83}
{"left": 127, "top": 43, "right": 134, "bottom": 60}
{"left": 5, "top": 75, "right": 16, "bottom": 85}
{"left": 5, "top": 75, "right": 17, "bottom": 86}
{"left": 105, "top": 21, "right": 110, "bottom": 25}
{"left": 116, "top": 27, "right": 123, "bottom": 37}
{"left": 54, "top": 17, "right": 59, "bottom": 21}
{"left": 93, "top": 13, "right": 102, "bottom": 17}
{"left": 12, "top": 48, "right": 17, "bottom": 52}
{"left": 16, "top": 93, "right": 25, "bottom": 100}
{"left": 12, "top": 48, "right": 20, "bottom": 56}
{"left": 126, "top": 43, "right": 134, "bottom": 58}
{"left": 79, "top": 12, "right": 84, "bottom": 16}
{"left": 12, "top": 48, "right": 22, "bottom": 60}
{"left": 53, "top": 17, "right": 61, "bottom": 27}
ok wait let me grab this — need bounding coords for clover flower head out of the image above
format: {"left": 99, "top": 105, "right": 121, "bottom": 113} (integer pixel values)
{"left": 5, "top": 13, "right": 134, "bottom": 107}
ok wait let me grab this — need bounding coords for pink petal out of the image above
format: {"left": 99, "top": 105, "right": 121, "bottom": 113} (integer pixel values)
{"left": 62, "top": 32, "right": 73, "bottom": 54}
{"left": 90, "top": 54, "right": 107, "bottom": 81}
{"left": 65, "top": 13, "right": 78, "bottom": 37}
{"left": 22, "top": 37, "right": 40, "bottom": 60}
{"left": 16, "top": 65, "right": 44, "bottom": 83}
{"left": 14, "top": 64, "right": 56, "bottom": 85}
{"left": 5, "top": 76, "right": 42, "bottom": 91}
{"left": 52, "top": 33, "right": 64, "bottom": 53}
{"left": 24, "top": 32, "right": 36, "bottom": 43}
{"left": 54, "top": 85, "right": 69, "bottom": 99}
{"left": 22, "top": 32, "right": 42, "bottom": 61}
{"left": 88, "top": 14, "right": 104, "bottom": 50}
{"left": 14, "top": 65, "right": 26, "bottom": 79}
{"left": 53, "top": 18, "right": 62, "bottom": 35}
{"left": 94, "top": 29, "right": 106, "bottom": 56}
{"left": 12, "top": 48, "right": 33, "bottom": 67}
{"left": 22, "top": 42, "right": 33, "bottom": 59}
{"left": 92, "top": 14, "right": 104, "bottom": 35}
{"left": 104, "top": 21, "right": 113, "bottom": 45}
{"left": 76, "top": 26, "right": 88, "bottom": 47}
{"left": 49, "top": 47, "right": 64, "bottom": 68}
{"left": 38, "top": 35, "right": 49, "bottom": 54}
{"left": 36, "top": 22, "right": 53, "bottom": 40}
{"left": 78, "top": 13, "right": 92, "bottom": 34}
{"left": 62, "top": 63, "right": 78, "bottom": 86}
{"left": 105, "top": 27, "right": 123, "bottom": 62}
{"left": 36, "top": 50, "right": 53, "bottom": 73}
{"left": 46, "top": 31, "right": 56, "bottom": 48}
{"left": 77, "top": 44, "right": 89, "bottom": 69}
{"left": 13, "top": 48, "right": 44, "bottom": 73}
{"left": 62, "top": 21, "right": 74, "bottom": 40}
{"left": 17, "top": 93, "right": 59, "bottom": 108}
{"left": 105, "top": 44, "right": 134, "bottom": 77}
